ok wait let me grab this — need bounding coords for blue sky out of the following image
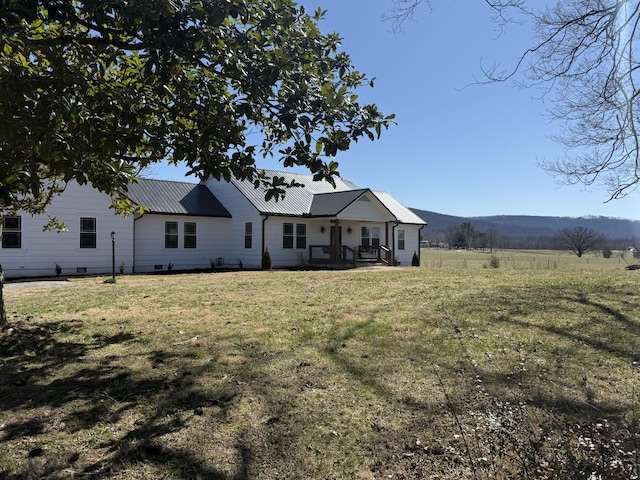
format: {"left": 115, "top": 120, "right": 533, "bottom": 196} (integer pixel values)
{"left": 151, "top": 0, "right": 640, "bottom": 221}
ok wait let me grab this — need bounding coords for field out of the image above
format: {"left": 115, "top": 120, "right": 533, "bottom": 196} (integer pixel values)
{"left": 1, "top": 249, "right": 639, "bottom": 479}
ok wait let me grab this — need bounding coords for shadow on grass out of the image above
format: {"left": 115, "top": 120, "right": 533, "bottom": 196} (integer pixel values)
{"left": 0, "top": 319, "right": 253, "bottom": 480}
{"left": 2, "top": 276, "right": 639, "bottom": 479}
{"left": 493, "top": 288, "right": 640, "bottom": 363}
{"left": 319, "top": 287, "right": 640, "bottom": 478}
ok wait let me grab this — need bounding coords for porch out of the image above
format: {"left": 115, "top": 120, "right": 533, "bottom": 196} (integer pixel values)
{"left": 307, "top": 244, "right": 392, "bottom": 268}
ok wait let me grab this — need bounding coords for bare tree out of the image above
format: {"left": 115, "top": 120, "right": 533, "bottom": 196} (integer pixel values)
{"left": 555, "top": 226, "right": 606, "bottom": 257}
{"left": 386, "top": 1, "right": 640, "bottom": 201}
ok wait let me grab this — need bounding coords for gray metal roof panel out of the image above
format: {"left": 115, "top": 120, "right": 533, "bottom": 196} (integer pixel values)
{"left": 128, "top": 179, "right": 232, "bottom": 217}
{"left": 231, "top": 169, "right": 358, "bottom": 215}
{"left": 372, "top": 191, "right": 427, "bottom": 225}
{"left": 309, "top": 189, "right": 369, "bottom": 216}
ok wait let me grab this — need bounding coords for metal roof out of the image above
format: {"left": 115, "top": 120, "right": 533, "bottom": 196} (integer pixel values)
{"left": 309, "top": 189, "right": 370, "bottom": 216}
{"left": 371, "top": 191, "right": 427, "bottom": 225}
{"left": 128, "top": 179, "right": 232, "bottom": 217}
{"left": 230, "top": 170, "right": 426, "bottom": 224}
{"left": 230, "top": 169, "right": 358, "bottom": 216}
{"left": 125, "top": 172, "right": 425, "bottom": 225}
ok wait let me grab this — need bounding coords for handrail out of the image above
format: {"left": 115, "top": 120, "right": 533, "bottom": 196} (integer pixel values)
{"left": 379, "top": 246, "right": 391, "bottom": 265}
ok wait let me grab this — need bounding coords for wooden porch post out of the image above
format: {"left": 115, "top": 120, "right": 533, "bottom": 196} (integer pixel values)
{"left": 332, "top": 219, "right": 340, "bottom": 261}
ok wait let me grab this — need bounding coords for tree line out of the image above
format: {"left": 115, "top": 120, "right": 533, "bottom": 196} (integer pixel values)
{"left": 423, "top": 222, "right": 640, "bottom": 259}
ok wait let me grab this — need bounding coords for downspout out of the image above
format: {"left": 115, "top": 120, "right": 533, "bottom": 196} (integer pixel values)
{"left": 418, "top": 224, "right": 426, "bottom": 265}
{"left": 133, "top": 215, "right": 141, "bottom": 273}
{"left": 392, "top": 222, "right": 398, "bottom": 266}
{"left": 261, "top": 214, "right": 269, "bottom": 259}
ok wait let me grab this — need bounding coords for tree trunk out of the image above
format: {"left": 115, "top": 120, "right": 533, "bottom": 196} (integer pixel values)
{"left": 0, "top": 265, "right": 7, "bottom": 332}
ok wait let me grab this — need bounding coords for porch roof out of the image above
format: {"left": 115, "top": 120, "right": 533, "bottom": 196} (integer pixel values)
{"left": 309, "top": 189, "right": 370, "bottom": 217}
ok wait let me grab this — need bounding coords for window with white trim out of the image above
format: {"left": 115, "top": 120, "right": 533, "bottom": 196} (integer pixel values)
{"left": 398, "top": 229, "right": 405, "bottom": 250}
{"left": 361, "top": 226, "right": 380, "bottom": 248}
{"left": 80, "top": 217, "right": 96, "bottom": 249}
{"left": 283, "top": 223, "right": 294, "bottom": 249}
{"left": 184, "top": 222, "right": 197, "bottom": 248}
{"left": 165, "top": 221, "right": 178, "bottom": 248}
{"left": 2, "top": 215, "right": 21, "bottom": 249}
{"left": 245, "top": 222, "right": 252, "bottom": 249}
{"left": 296, "top": 223, "right": 307, "bottom": 249}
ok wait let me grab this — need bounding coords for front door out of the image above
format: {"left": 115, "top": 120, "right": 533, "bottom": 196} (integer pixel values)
{"left": 330, "top": 226, "right": 342, "bottom": 247}
{"left": 330, "top": 226, "right": 342, "bottom": 259}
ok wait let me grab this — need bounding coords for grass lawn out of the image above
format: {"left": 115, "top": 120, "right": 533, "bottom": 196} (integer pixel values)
{"left": 1, "top": 249, "right": 639, "bottom": 479}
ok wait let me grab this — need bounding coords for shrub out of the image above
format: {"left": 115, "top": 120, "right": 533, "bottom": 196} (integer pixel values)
{"left": 262, "top": 249, "right": 272, "bottom": 270}
{"left": 602, "top": 246, "right": 612, "bottom": 258}
{"left": 489, "top": 255, "right": 500, "bottom": 268}
{"left": 411, "top": 251, "right": 420, "bottom": 267}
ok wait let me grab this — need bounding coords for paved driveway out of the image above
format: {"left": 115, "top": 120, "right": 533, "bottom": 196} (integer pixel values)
{"left": 4, "top": 280, "right": 79, "bottom": 290}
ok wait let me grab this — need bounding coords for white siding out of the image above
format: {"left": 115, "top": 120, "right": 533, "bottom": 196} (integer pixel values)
{"left": 337, "top": 194, "right": 392, "bottom": 221}
{"left": 203, "top": 179, "right": 264, "bottom": 268}
{"left": 1, "top": 182, "right": 133, "bottom": 279}
{"left": 133, "top": 214, "right": 233, "bottom": 272}
{"left": 204, "top": 181, "right": 326, "bottom": 268}
{"left": 262, "top": 217, "right": 317, "bottom": 267}
{"left": 393, "top": 224, "right": 423, "bottom": 266}
{"left": 1, "top": 176, "right": 425, "bottom": 277}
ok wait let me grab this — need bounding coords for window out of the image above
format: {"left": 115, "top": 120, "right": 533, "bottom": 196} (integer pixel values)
{"left": 165, "top": 221, "right": 178, "bottom": 248}
{"left": 184, "top": 222, "right": 196, "bottom": 248}
{"left": 361, "top": 226, "right": 380, "bottom": 248}
{"left": 398, "top": 229, "right": 405, "bottom": 250}
{"left": 79, "top": 217, "right": 96, "bottom": 249}
{"left": 283, "top": 222, "right": 306, "bottom": 249}
{"left": 371, "top": 227, "right": 380, "bottom": 247}
{"left": 244, "top": 222, "right": 252, "bottom": 249}
{"left": 2, "top": 215, "right": 21, "bottom": 248}
{"left": 283, "top": 223, "right": 294, "bottom": 249}
{"left": 361, "top": 226, "right": 369, "bottom": 247}
{"left": 296, "top": 223, "right": 307, "bottom": 249}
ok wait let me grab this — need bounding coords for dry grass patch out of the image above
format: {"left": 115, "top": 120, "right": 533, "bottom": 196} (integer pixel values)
{"left": 1, "top": 251, "right": 639, "bottom": 479}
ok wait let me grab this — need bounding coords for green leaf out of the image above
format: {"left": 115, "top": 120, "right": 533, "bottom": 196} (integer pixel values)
{"left": 0, "top": 0, "right": 391, "bottom": 215}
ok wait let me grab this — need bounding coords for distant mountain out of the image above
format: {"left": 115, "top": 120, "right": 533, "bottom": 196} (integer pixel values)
{"left": 410, "top": 209, "right": 640, "bottom": 239}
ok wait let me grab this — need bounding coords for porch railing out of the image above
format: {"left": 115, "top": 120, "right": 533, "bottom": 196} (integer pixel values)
{"left": 359, "top": 245, "right": 391, "bottom": 265}
{"left": 309, "top": 245, "right": 392, "bottom": 267}
{"left": 309, "top": 245, "right": 357, "bottom": 268}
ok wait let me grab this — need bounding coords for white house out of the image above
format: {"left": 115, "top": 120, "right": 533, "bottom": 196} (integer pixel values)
{"left": 0, "top": 170, "right": 426, "bottom": 278}
{"left": 1, "top": 181, "right": 134, "bottom": 279}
